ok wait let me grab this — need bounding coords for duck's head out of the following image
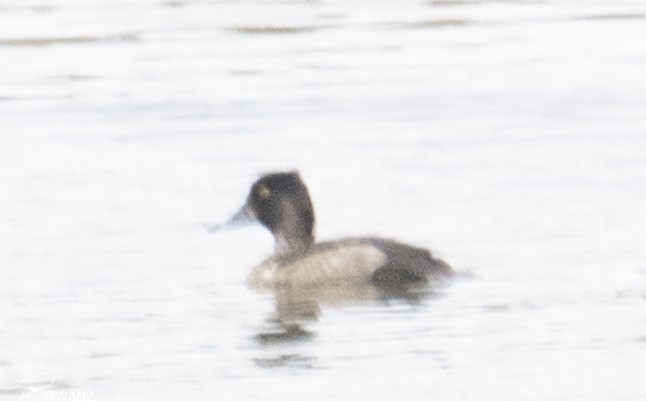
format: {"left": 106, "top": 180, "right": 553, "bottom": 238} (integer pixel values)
{"left": 213, "top": 171, "right": 315, "bottom": 254}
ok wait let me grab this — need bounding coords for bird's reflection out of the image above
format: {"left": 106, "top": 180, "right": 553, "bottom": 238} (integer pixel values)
{"left": 251, "top": 281, "right": 451, "bottom": 370}
{"left": 253, "top": 281, "right": 440, "bottom": 346}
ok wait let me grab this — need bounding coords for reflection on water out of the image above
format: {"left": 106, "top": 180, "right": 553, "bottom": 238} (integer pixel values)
{"left": 255, "top": 324, "right": 316, "bottom": 346}
{"left": 252, "top": 280, "right": 453, "bottom": 376}
{"left": 253, "top": 352, "right": 317, "bottom": 369}
{"left": 255, "top": 279, "right": 453, "bottom": 348}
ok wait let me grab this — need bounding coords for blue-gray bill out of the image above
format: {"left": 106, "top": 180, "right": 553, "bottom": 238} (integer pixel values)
{"left": 208, "top": 204, "right": 256, "bottom": 233}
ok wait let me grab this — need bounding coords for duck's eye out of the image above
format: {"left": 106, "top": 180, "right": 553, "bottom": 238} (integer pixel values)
{"left": 258, "top": 185, "right": 271, "bottom": 199}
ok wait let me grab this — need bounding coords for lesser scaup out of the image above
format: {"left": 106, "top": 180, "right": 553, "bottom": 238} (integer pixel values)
{"left": 212, "top": 171, "right": 452, "bottom": 290}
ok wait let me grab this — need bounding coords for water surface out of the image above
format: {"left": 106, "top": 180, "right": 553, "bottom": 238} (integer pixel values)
{"left": 1, "top": 0, "right": 646, "bottom": 400}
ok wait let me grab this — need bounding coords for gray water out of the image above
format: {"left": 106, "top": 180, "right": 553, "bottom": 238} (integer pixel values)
{"left": 1, "top": 0, "right": 646, "bottom": 400}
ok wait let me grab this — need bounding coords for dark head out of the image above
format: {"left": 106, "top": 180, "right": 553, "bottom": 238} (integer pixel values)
{"left": 214, "top": 172, "right": 316, "bottom": 254}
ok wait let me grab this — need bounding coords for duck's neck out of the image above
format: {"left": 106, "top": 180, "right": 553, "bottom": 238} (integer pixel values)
{"left": 273, "top": 203, "right": 314, "bottom": 255}
{"left": 271, "top": 193, "right": 315, "bottom": 255}
{"left": 274, "top": 232, "right": 313, "bottom": 255}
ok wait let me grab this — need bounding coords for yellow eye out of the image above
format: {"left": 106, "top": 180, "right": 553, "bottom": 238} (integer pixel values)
{"left": 258, "top": 185, "right": 271, "bottom": 199}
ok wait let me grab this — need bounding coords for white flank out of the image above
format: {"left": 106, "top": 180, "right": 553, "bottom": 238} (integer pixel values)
{"left": 247, "top": 245, "right": 387, "bottom": 290}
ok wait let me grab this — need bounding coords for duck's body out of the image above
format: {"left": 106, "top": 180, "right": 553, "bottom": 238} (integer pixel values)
{"left": 214, "top": 172, "right": 452, "bottom": 291}
{"left": 248, "top": 237, "right": 451, "bottom": 290}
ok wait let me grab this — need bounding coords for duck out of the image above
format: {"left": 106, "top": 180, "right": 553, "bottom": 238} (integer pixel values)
{"left": 211, "top": 171, "right": 452, "bottom": 291}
